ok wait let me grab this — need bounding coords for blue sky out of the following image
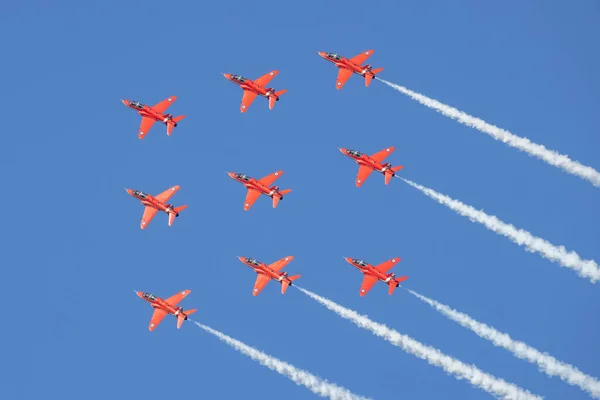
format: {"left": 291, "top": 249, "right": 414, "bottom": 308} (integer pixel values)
{"left": 2, "top": 1, "right": 599, "bottom": 399}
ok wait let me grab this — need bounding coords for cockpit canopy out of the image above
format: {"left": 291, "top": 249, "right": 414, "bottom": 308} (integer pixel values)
{"left": 231, "top": 75, "right": 247, "bottom": 82}
{"left": 143, "top": 293, "right": 157, "bottom": 301}
{"left": 133, "top": 190, "right": 148, "bottom": 198}
{"left": 347, "top": 149, "right": 363, "bottom": 157}
{"left": 326, "top": 53, "right": 342, "bottom": 60}
{"left": 245, "top": 258, "right": 261, "bottom": 266}
{"left": 352, "top": 259, "right": 369, "bottom": 267}
{"left": 129, "top": 101, "right": 145, "bottom": 109}
{"left": 235, "top": 173, "right": 251, "bottom": 181}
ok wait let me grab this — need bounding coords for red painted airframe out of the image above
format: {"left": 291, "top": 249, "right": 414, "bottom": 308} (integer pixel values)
{"left": 223, "top": 71, "right": 287, "bottom": 113}
{"left": 238, "top": 256, "right": 300, "bottom": 296}
{"left": 228, "top": 171, "right": 291, "bottom": 211}
{"left": 125, "top": 186, "right": 187, "bottom": 229}
{"left": 122, "top": 96, "right": 185, "bottom": 139}
{"left": 136, "top": 290, "right": 197, "bottom": 331}
{"left": 339, "top": 146, "right": 404, "bottom": 187}
{"left": 318, "top": 50, "right": 383, "bottom": 89}
{"left": 344, "top": 257, "right": 408, "bottom": 296}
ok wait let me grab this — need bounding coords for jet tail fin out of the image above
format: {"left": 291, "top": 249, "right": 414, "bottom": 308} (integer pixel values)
{"left": 268, "top": 90, "right": 287, "bottom": 110}
{"left": 177, "top": 309, "right": 197, "bottom": 329}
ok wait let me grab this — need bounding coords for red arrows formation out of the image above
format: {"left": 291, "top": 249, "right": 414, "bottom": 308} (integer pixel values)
{"left": 122, "top": 50, "right": 406, "bottom": 331}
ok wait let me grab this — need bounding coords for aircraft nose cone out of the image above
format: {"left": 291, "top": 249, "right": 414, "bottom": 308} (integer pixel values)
{"left": 223, "top": 73, "right": 231, "bottom": 79}
{"left": 121, "top": 99, "right": 129, "bottom": 106}
{"left": 318, "top": 52, "right": 326, "bottom": 58}
{"left": 237, "top": 256, "right": 246, "bottom": 263}
{"left": 227, "top": 172, "right": 236, "bottom": 179}
{"left": 135, "top": 291, "right": 144, "bottom": 298}
{"left": 125, "top": 188, "right": 133, "bottom": 196}
{"left": 339, "top": 147, "right": 347, "bottom": 154}
{"left": 343, "top": 257, "right": 353, "bottom": 264}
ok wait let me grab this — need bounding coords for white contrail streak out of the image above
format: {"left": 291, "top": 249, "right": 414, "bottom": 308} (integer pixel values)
{"left": 407, "top": 288, "right": 600, "bottom": 398}
{"left": 402, "top": 178, "right": 600, "bottom": 283}
{"left": 296, "top": 287, "right": 540, "bottom": 400}
{"left": 376, "top": 78, "right": 600, "bottom": 187}
{"left": 193, "top": 321, "right": 370, "bottom": 400}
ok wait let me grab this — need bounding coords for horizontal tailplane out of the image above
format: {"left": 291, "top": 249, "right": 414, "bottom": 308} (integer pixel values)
{"left": 166, "top": 116, "right": 185, "bottom": 136}
{"left": 388, "top": 282, "right": 398, "bottom": 295}
{"left": 174, "top": 205, "right": 188, "bottom": 214}
{"left": 365, "top": 74, "right": 373, "bottom": 87}
{"left": 371, "top": 67, "right": 384, "bottom": 75}
{"left": 268, "top": 90, "right": 287, "bottom": 110}
{"left": 392, "top": 166, "right": 404, "bottom": 173}
{"left": 177, "top": 309, "right": 197, "bottom": 329}
{"left": 272, "top": 189, "right": 291, "bottom": 208}
{"left": 168, "top": 205, "right": 188, "bottom": 226}
{"left": 281, "top": 275, "right": 301, "bottom": 294}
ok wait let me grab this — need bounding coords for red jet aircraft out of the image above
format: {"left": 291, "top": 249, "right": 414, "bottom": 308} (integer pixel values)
{"left": 344, "top": 257, "right": 408, "bottom": 296}
{"left": 340, "top": 146, "right": 404, "bottom": 187}
{"left": 136, "top": 290, "right": 197, "bottom": 331}
{"left": 238, "top": 256, "right": 300, "bottom": 296}
{"left": 122, "top": 96, "right": 185, "bottom": 139}
{"left": 318, "top": 50, "right": 383, "bottom": 89}
{"left": 228, "top": 171, "right": 291, "bottom": 211}
{"left": 223, "top": 71, "right": 287, "bottom": 113}
{"left": 125, "top": 186, "right": 187, "bottom": 229}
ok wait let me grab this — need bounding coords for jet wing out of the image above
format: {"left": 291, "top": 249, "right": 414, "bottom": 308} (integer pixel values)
{"left": 336, "top": 68, "right": 353, "bottom": 90}
{"left": 141, "top": 206, "right": 158, "bottom": 229}
{"left": 155, "top": 185, "right": 180, "bottom": 204}
{"left": 258, "top": 170, "right": 283, "bottom": 187}
{"left": 359, "top": 275, "right": 378, "bottom": 296}
{"left": 253, "top": 70, "right": 278, "bottom": 88}
{"left": 138, "top": 117, "right": 156, "bottom": 139}
{"left": 349, "top": 50, "right": 374, "bottom": 66}
{"left": 240, "top": 90, "right": 258, "bottom": 113}
{"left": 252, "top": 272, "right": 271, "bottom": 296}
{"left": 370, "top": 147, "right": 395, "bottom": 164}
{"left": 152, "top": 96, "right": 177, "bottom": 114}
{"left": 268, "top": 256, "right": 294, "bottom": 272}
{"left": 355, "top": 165, "right": 374, "bottom": 187}
{"left": 375, "top": 258, "right": 400, "bottom": 273}
{"left": 243, "top": 188, "right": 262, "bottom": 211}
{"left": 149, "top": 309, "right": 168, "bottom": 331}
{"left": 164, "top": 289, "right": 191, "bottom": 306}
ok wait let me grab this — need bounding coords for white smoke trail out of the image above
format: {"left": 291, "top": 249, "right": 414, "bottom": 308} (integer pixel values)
{"left": 407, "top": 289, "right": 600, "bottom": 398}
{"left": 193, "top": 321, "right": 370, "bottom": 400}
{"left": 376, "top": 78, "right": 600, "bottom": 188}
{"left": 402, "top": 178, "right": 600, "bottom": 283}
{"left": 296, "top": 287, "right": 540, "bottom": 400}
